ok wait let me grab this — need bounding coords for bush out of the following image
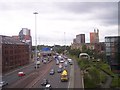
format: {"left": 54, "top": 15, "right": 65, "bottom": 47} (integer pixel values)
{"left": 84, "top": 74, "right": 97, "bottom": 88}
{"left": 111, "top": 75, "right": 120, "bottom": 88}
{"left": 88, "top": 66, "right": 101, "bottom": 84}
{"left": 100, "top": 71, "right": 107, "bottom": 83}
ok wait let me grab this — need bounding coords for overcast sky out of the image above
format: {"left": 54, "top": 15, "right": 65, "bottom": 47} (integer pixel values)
{"left": 0, "top": 0, "right": 119, "bottom": 46}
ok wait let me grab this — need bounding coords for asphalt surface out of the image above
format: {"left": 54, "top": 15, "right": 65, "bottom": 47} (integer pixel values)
{"left": 32, "top": 60, "right": 71, "bottom": 88}
{"left": 74, "top": 59, "right": 84, "bottom": 88}
{"left": 2, "top": 56, "right": 83, "bottom": 88}
{"left": 3, "top": 61, "right": 47, "bottom": 88}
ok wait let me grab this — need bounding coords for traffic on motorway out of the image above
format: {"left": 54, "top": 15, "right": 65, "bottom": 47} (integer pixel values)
{"left": 1, "top": 54, "right": 73, "bottom": 89}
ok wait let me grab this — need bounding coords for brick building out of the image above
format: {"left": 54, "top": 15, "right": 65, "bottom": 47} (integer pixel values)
{"left": 71, "top": 42, "right": 105, "bottom": 53}
{"left": 0, "top": 35, "right": 29, "bottom": 73}
{"left": 90, "top": 29, "right": 99, "bottom": 44}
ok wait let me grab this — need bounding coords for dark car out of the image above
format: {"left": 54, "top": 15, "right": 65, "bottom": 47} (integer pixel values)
{"left": 41, "top": 79, "right": 49, "bottom": 86}
{"left": 34, "top": 65, "right": 40, "bottom": 68}
{"left": 0, "top": 81, "right": 8, "bottom": 87}
{"left": 57, "top": 68, "right": 63, "bottom": 73}
{"left": 69, "top": 61, "right": 73, "bottom": 65}
{"left": 49, "top": 69, "right": 55, "bottom": 75}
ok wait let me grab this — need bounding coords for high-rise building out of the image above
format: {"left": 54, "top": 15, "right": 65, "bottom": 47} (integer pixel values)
{"left": 90, "top": 29, "right": 99, "bottom": 43}
{"left": 76, "top": 34, "right": 85, "bottom": 44}
{"left": 73, "top": 38, "right": 76, "bottom": 44}
{"left": 105, "top": 36, "right": 120, "bottom": 74}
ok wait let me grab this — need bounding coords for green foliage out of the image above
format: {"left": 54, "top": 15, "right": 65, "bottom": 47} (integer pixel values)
{"left": 84, "top": 73, "right": 98, "bottom": 88}
{"left": 78, "top": 59, "right": 90, "bottom": 70}
{"left": 99, "top": 71, "right": 107, "bottom": 83}
{"left": 88, "top": 66, "right": 101, "bottom": 84}
{"left": 82, "top": 45, "right": 87, "bottom": 52}
{"left": 69, "top": 49, "right": 81, "bottom": 58}
{"left": 111, "top": 75, "right": 120, "bottom": 88}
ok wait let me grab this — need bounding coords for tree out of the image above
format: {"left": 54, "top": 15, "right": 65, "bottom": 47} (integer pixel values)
{"left": 82, "top": 44, "right": 87, "bottom": 52}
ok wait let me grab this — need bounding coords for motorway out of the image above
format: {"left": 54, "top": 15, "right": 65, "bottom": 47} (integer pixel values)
{"left": 2, "top": 57, "right": 83, "bottom": 88}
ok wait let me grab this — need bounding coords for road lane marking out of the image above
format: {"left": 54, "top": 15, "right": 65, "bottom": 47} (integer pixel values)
{"left": 81, "top": 71, "right": 84, "bottom": 88}
{"left": 26, "top": 61, "right": 53, "bottom": 88}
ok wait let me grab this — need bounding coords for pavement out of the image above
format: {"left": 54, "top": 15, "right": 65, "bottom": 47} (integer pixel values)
{"left": 74, "top": 59, "right": 84, "bottom": 88}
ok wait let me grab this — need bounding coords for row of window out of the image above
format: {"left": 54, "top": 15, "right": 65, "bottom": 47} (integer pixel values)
{"left": 3, "top": 50, "right": 29, "bottom": 54}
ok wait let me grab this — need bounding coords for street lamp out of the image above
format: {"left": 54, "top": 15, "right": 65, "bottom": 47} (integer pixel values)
{"left": 33, "top": 12, "right": 38, "bottom": 68}
{"left": 64, "top": 32, "right": 66, "bottom": 54}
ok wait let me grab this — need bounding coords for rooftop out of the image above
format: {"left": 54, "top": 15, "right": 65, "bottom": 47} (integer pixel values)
{"left": 0, "top": 35, "right": 24, "bottom": 45}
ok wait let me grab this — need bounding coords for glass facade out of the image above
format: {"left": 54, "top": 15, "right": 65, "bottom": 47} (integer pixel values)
{"left": 105, "top": 36, "right": 120, "bottom": 74}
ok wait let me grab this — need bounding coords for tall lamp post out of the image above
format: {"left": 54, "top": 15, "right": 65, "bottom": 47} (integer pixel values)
{"left": 64, "top": 32, "right": 66, "bottom": 55}
{"left": 33, "top": 12, "right": 38, "bottom": 67}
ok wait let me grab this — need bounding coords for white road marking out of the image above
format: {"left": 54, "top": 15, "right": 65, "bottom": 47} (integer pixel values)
{"left": 68, "top": 60, "right": 74, "bottom": 89}
{"left": 81, "top": 71, "right": 84, "bottom": 88}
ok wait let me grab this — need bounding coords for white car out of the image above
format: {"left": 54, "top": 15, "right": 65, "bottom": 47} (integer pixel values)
{"left": 67, "top": 59, "right": 72, "bottom": 63}
{"left": 0, "top": 81, "right": 8, "bottom": 87}
{"left": 45, "top": 84, "right": 52, "bottom": 90}
{"left": 60, "top": 59, "right": 64, "bottom": 63}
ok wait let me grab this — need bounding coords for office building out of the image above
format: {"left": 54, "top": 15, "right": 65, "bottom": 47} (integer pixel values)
{"left": 105, "top": 36, "right": 120, "bottom": 74}
{"left": 75, "top": 34, "right": 85, "bottom": 44}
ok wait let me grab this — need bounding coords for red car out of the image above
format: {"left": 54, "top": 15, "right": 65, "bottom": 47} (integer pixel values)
{"left": 18, "top": 72, "right": 25, "bottom": 77}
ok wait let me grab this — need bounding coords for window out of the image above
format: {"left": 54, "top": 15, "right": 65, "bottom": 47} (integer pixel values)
{"left": 105, "top": 43, "right": 110, "bottom": 47}
{"left": 106, "top": 47, "right": 111, "bottom": 53}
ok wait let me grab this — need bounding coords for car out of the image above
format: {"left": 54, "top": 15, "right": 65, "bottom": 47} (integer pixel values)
{"left": 56, "top": 60, "right": 59, "bottom": 65}
{"left": 49, "top": 69, "right": 55, "bottom": 75}
{"left": 34, "top": 64, "right": 40, "bottom": 68}
{"left": 68, "top": 59, "right": 73, "bottom": 65}
{"left": 67, "top": 59, "right": 72, "bottom": 63}
{"left": 60, "top": 60, "right": 64, "bottom": 63}
{"left": 59, "top": 64, "right": 63, "bottom": 68}
{"left": 44, "top": 84, "right": 52, "bottom": 90}
{"left": 18, "top": 72, "right": 25, "bottom": 77}
{"left": 57, "top": 68, "right": 63, "bottom": 73}
{"left": 0, "top": 81, "right": 8, "bottom": 87}
{"left": 64, "top": 61, "right": 68, "bottom": 67}
{"left": 43, "top": 60, "right": 47, "bottom": 64}
{"left": 69, "top": 62, "right": 73, "bottom": 65}
{"left": 41, "top": 79, "right": 49, "bottom": 86}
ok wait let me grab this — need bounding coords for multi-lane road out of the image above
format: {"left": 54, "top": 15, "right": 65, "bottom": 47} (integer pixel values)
{"left": 2, "top": 57, "right": 84, "bottom": 89}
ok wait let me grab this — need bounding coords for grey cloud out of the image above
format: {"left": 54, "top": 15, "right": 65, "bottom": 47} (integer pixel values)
{"left": 0, "top": 2, "right": 53, "bottom": 13}
{"left": 55, "top": 2, "right": 118, "bottom": 25}
{"left": 55, "top": 2, "right": 117, "bottom": 14}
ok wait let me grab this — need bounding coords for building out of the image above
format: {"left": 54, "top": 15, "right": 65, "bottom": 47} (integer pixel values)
{"left": 75, "top": 34, "right": 85, "bottom": 44}
{"left": 90, "top": 29, "right": 99, "bottom": 44}
{"left": 71, "top": 42, "right": 105, "bottom": 53}
{"left": 19, "top": 28, "right": 32, "bottom": 45}
{"left": 105, "top": 36, "right": 120, "bottom": 74}
{"left": 18, "top": 28, "right": 32, "bottom": 62}
{"left": 0, "top": 35, "right": 29, "bottom": 73}
{"left": 73, "top": 38, "right": 76, "bottom": 44}
{"left": 76, "top": 34, "right": 85, "bottom": 44}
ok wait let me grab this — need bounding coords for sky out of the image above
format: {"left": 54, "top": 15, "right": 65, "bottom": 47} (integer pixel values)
{"left": 0, "top": 0, "right": 119, "bottom": 46}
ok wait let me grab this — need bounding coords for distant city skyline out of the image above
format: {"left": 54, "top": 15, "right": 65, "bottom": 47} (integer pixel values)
{"left": 0, "top": 0, "right": 119, "bottom": 46}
